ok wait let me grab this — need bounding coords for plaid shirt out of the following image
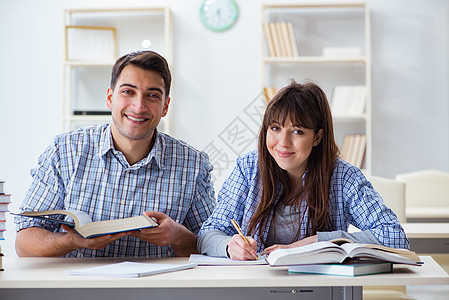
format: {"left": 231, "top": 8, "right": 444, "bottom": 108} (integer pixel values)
{"left": 15, "top": 124, "right": 216, "bottom": 257}
{"left": 199, "top": 150, "right": 409, "bottom": 251}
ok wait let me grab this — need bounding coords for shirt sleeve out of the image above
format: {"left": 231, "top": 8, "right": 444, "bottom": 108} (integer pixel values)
{"left": 182, "top": 152, "right": 216, "bottom": 235}
{"left": 198, "top": 156, "right": 251, "bottom": 238}
{"left": 197, "top": 230, "right": 232, "bottom": 257}
{"left": 14, "top": 141, "right": 66, "bottom": 232}
{"left": 317, "top": 230, "right": 382, "bottom": 245}
{"left": 334, "top": 162, "right": 410, "bottom": 249}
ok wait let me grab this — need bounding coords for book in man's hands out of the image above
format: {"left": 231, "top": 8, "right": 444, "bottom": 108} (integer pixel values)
{"left": 288, "top": 261, "right": 393, "bottom": 277}
{"left": 266, "top": 238, "right": 421, "bottom": 267}
{"left": 13, "top": 209, "right": 158, "bottom": 238}
{"left": 65, "top": 261, "right": 197, "bottom": 277}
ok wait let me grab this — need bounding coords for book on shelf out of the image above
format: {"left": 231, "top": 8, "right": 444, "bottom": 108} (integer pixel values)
{"left": 12, "top": 209, "right": 158, "bottom": 239}
{"left": 263, "top": 87, "right": 278, "bottom": 103}
{"left": 341, "top": 134, "right": 366, "bottom": 168}
{"left": 263, "top": 22, "right": 299, "bottom": 57}
{"left": 0, "top": 212, "right": 6, "bottom": 221}
{"left": 331, "top": 85, "right": 366, "bottom": 117}
{"left": 65, "top": 261, "right": 197, "bottom": 278}
{"left": 0, "top": 181, "right": 4, "bottom": 194}
{"left": 288, "top": 260, "right": 393, "bottom": 277}
{"left": 266, "top": 238, "right": 421, "bottom": 267}
{"left": 0, "top": 230, "right": 4, "bottom": 240}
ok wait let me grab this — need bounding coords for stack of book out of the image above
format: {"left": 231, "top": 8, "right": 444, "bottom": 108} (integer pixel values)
{"left": 0, "top": 180, "right": 9, "bottom": 271}
{"left": 266, "top": 238, "right": 421, "bottom": 277}
{"left": 0, "top": 181, "right": 10, "bottom": 242}
{"left": 341, "top": 134, "right": 366, "bottom": 169}
{"left": 263, "top": 22, "right": 299, "bottom": 57}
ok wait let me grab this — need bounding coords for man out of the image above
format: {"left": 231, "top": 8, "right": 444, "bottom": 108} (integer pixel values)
{"left": 15, "top": 51, "right": 216, "bottom": 257}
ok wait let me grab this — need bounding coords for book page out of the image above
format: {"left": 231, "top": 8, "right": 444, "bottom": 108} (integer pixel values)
{"left": 189, "top": 254, "right": 267, "bottom": 266}
{"left": 341, "top": 243, "right": 418, "bottom": 265}
{"left": 78, "top": 215, "right": 158, "bottom": 238}
{"left": 266, "top": 241, "right": 347, "bottom": 266}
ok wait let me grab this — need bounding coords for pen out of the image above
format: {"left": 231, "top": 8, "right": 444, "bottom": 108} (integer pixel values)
{"left": 230, "top": 219, "right": 252, "bottom": 247}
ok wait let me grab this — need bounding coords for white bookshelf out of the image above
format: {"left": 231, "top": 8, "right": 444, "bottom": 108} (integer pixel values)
{"left": 62, "top": 6, "right": 173, "bottom": 133}
{"left": 261, "top": 2, "right": 372, "bottom": 173}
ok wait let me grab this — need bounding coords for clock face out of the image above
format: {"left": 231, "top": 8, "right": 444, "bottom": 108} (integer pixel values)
{"left": 200, "top": 0, "right": 239, "bottom": 32}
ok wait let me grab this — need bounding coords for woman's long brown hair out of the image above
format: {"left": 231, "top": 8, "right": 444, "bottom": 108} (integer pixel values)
{"left": 248, "top": 80, "right": 340, "bottom": 245}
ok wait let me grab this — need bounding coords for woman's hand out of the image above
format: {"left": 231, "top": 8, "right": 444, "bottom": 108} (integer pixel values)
{"left": 262, "top": 235, "right": 318, "bottom": 255}
{"left": 227, "top": 234, "right": 258, "bottom": 261}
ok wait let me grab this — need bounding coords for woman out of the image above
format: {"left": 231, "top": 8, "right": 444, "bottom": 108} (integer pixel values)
{"left": 198, "top": 80, "right": 408, "bottom": 260}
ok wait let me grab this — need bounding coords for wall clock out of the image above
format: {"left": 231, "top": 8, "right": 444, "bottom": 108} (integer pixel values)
{"left": 200, "top": 0, "right": 239, "bottom": 32}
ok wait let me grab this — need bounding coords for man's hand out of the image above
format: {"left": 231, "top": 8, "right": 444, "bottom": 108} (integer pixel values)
{"left": 129, "top": 211, "right": 198, "bottom": 256}
{"left": 227, "top": 234, "right": 258, "bottom": 261}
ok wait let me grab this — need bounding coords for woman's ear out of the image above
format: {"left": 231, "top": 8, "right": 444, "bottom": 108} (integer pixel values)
{"left": 313, "top": 129, "right": 324, "bottom": 146}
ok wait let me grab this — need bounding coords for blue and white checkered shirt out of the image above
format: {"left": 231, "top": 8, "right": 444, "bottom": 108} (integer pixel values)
{"left": 199, "top": 150, "right": 409, "bottom": 252}
{"left": 15, "top": 124, "right": 216, "bottom": 257}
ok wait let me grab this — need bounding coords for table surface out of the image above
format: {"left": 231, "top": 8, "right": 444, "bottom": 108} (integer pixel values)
{"left": 406, "top": 207, "right": 449, "bottom": 218}
{"left": 402, "top": 223, "right": 449, "bottom": 238}
{"left": 0, "top": 256, "right": 448, "bottom": 289}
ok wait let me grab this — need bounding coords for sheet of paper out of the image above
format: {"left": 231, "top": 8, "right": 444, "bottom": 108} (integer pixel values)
{"left": 65, "top": 261, "right": 197, "bottom": 277}
{"left": 189, "top": 254, "right": 267, "bottom": 266}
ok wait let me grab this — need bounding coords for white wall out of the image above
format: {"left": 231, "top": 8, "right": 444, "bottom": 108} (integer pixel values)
{"left": 0, "top": 0, "right": 448, "bottom": 256}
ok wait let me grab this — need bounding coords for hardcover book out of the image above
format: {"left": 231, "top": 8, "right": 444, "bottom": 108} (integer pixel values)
{"left": 288, "top": 260, "right": 393, "bottom": 277}
{"left": 13, "top": 210, "right": 158, "bottom": 238}
{"left": 266, "top": 238, "right": 420, "bottom": 267}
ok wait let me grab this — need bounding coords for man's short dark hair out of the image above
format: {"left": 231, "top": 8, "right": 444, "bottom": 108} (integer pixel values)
{"left": 110, "top": 51, "right": 172, "bottom": 98}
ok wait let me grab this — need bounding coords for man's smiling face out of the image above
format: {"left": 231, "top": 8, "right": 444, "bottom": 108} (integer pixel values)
{"left": 106, "top": 64, "right": 170, "bottom": 145}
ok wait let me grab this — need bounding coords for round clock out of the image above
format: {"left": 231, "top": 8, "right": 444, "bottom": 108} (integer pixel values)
{"left": 200, "top": 0, "right": 239, "bottom": 32}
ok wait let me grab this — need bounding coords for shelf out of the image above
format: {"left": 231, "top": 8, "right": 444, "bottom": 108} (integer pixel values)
{"left": 333, "top": 114, "right": 368, "bottom": 121}
{"left": 62, "top": 6, "right": 173, "bottom": 133}
{"left": 262, "top": 2, "right": 371, "bottom": 172}
{"left": 263, "top": 3, "right": 367, "bottom": 9}
{"left": 263, "top": 56, "right": 367, "bottom": 64}
{"left": 64, "top": 115, "right": 111, "bottom": 122}
{"left": 64, "top": 60, "right": 115, "bottom": 67}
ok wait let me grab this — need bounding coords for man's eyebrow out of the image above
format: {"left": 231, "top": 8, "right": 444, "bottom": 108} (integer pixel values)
{"left": 119, "top": 83, "right": 137, "bottom": 89}
{"left": 118, "top": 84, "right": 163, "bottom": 94}
{"left": 147, "top": 87, "right": 163, "bottom": 94}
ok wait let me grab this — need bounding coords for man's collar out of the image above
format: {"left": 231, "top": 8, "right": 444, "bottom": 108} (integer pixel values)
{"left": 99, "top": 125, "right": 164, "bottom": 170}
{"left": 99, "top": 124, "right": 114, "bottom": 157}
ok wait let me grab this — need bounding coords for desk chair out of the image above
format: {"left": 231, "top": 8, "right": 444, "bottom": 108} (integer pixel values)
{"left": 366, "top": 175, "right": 406, "bottom": 223}
{"left": 363, "top": 175, "right": 413, "bottom": 300}
{"left": 396, "top": 170, "right": 449, "bottom": 278}
{"left": 395, "top": 169, "right": 449, "bottom": 208}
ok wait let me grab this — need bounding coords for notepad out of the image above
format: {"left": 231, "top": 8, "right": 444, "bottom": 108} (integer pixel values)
{"left": 65, "top": 261, "right": 197, "bottom": 277}
{"left": 189, "top": 254, "right": 267, "bottom": 266}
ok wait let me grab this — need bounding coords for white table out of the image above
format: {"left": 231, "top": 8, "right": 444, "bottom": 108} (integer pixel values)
{"left": 406, "top": 207, "right": 449, "bottom": 223}
{"left": 0, "top": 256, "right": 448, "bottom": 300}
{"left": 402, "top": 223, "right": 449, "bottom": 253}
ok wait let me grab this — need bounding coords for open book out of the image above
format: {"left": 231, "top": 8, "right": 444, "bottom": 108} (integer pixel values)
{"left": 266, "top": 238, "right": 421, "bottom": 267}
{"left": 13, "top": 209, "right": 158, "bottom": 238}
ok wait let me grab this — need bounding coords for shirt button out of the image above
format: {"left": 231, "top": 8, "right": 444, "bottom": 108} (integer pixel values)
{"left": 120, "top": 200, "right": 126, "bottom": 205}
